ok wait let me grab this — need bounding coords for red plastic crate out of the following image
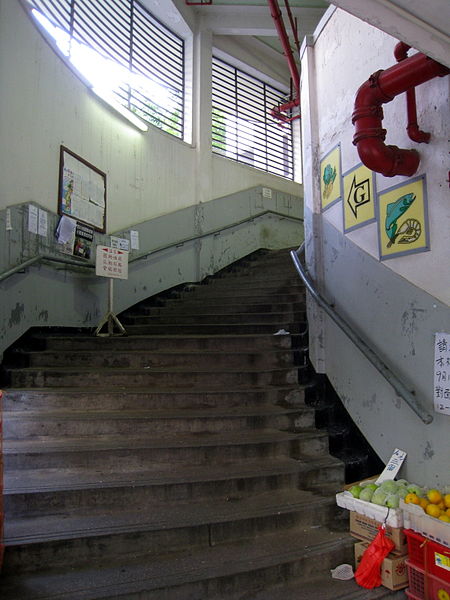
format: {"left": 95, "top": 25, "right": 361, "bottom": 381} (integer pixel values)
{"left": 405, "top": 528, "right": 450, "bottom": 583}
{"left": 406, "top": 560, "right": 450, "bottom": 600}
{"left": 406, "top": 529, "right": 427, "bottom": 569}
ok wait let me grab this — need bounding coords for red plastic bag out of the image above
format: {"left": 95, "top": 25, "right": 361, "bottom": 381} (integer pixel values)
{"left": 355, "top": 525, "right": 395, "bottom": 589}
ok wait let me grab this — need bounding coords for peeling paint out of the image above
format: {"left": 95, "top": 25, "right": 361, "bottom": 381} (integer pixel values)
{"left": 8, "top": 302, "right": 25, "bottom": 327}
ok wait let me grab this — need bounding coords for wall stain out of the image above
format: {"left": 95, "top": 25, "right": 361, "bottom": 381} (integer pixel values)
{"left": 423, "top": 441, "right": 434, "bottom": 460}
{"left": 38, "top": 310, "right": 49, "bottom": 322}
{"left": 362, "top": 393, "right": 377, "bottom": 410}
{"left": 329, "top": 247, "right": 339, "bottom": 264}
{"left": 401, "top": 303, "right": 426, "bottom": 356}
{"left": 9, "top": 303, "right": 25, "bottom": 327}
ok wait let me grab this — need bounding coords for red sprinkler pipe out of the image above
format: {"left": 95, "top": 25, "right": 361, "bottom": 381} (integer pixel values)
{"left": 267, "top": 0, "right": 300, "bottom": 123}
{"left": 394, "top": 42, "right": 431, "bottom": 144}
{"left": 352, "top": 51, "right": 449, "bottom": 177}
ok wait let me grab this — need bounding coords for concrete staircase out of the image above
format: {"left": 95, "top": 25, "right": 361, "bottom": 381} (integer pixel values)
{"left": 0, "top": 249, "right": 402, "bottom": 599}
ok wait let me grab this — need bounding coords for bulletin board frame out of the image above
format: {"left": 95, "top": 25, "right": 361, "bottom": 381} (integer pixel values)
{"left": 58, "top": 146, "right": 107, "bottom": 233}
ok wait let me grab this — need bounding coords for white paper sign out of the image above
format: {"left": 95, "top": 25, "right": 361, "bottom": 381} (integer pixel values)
{"left": 28, "top": 205, "right": 38, "bottom": 234}
{"left": 96, "top": 246, "right": 128, "bottom": 280}
{"left": 375, "top": 448, "right": 407, "bottom": 484}
{"left": 6, "top": 208, "right": 12, "bottom": 231}
{"left": 38, "top": 208, "right": 48, "bottom": 237}
{"left": 434, "top": 332, "right": 450, "bottom": 415}
{"left": 110, "top": 236, "right": 130, "bottom": 251}
{"left": 56, "top": 215, "right": 77, "bottom": 244}
{"left": 130, "top": 230, "right": 139, "bottom": 250}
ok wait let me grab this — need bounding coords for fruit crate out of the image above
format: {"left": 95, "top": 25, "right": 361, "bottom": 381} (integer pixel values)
{"left": 401, "top": 500, "right": 450, "bottom": 548}
{"left": 406, "top": 560, "right": 450, "bottom": 600}
{"left": 336, "top": 490, "right": 403, "bottom": 527}
{"left": 405, "top": 529, "right": 450, "bottom": 584}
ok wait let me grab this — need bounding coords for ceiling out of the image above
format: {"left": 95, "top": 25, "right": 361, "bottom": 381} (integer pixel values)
{"left": 146, "top": 0, "right": 450, "bottom": 79}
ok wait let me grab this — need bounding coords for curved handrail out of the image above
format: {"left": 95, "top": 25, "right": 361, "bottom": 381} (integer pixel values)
{"left": 0, "top": 210, "right": 303, "bottom": 283}
{"left": 290, "top": 243, "right": 433, "bottom": 424}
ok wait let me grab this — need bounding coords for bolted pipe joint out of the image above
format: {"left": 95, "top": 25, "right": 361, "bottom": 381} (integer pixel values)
{"left": 352, "top": 51, "right": 449, "bottom": 177}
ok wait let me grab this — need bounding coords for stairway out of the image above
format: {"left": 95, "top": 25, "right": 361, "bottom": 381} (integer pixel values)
{"left": 0, "top": 249, "right": 402, "bottom": 599}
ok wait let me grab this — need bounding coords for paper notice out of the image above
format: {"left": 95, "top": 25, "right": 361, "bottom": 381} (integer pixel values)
{"left": 130, "top": 230, "right": 139, "bottom": 250}
{"left": 6, "top": 208, "right": 12, "bottom": 231}
{"left": 38, "top": 209, "right": 48, "bottom": 237}
{"left": 111, "top": 236, "right": 130, "bottom": 251}
{"left": 56, "top": 215, "right": 77, "bottom": 244}
{"left": 28, "top": 205, "right": 38, "bottom": 234}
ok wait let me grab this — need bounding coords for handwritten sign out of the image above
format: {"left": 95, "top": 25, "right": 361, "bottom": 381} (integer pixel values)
{"left": 434, "top": 332, "right": 450, "bottom": 415}
{"left": 376, "top": 448, "right": 407, "bottom": 484}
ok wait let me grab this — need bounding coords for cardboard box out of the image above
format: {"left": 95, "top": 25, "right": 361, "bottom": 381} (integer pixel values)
{"left": 350, "top": 511, "right": 407, "bottom": 556}
{"left": 354, "top": 541, "right": 408, "bottom": 591}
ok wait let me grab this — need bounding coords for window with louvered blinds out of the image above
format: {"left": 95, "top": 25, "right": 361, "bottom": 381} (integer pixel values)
{"left": 212, "top": 57, "right": 294, "bottom": 180}
{"left": 27, "top": 0, "right": 185, "bottom": 138}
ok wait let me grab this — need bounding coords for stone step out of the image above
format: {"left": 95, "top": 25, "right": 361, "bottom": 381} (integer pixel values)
{"left": 121, "top": 310, "right": 306, "bottom": 325}
{"left": 3, "top": 404, "right": 315, "bottom": 438}
{"left": 7, "top": 365, "right": 300, "bottom": 388}
{"left": 176, "top": 284, "right": 305, "bottom": 299}
{"left": 30, "top": 332, "right": 298, "bottom": 352}
{"left": 23, "top": 348, "right": 299, "bottom": 369}
{"left": 4, "top": 457, "right": 308, "bottom": 515}
{"left": 155, "top": 289, "right": 305, "bottom": 303}
{"left": 4, "top": 455, "right": 344, "bottom": 517}
{"left": 3, "top": 428, "right": 330, "bottom": 470}
{"left": 3, "top": 489, "right": 338, "bottom": 573}
{"left": 122, "top": 322, "right": 306, "bottom": 335}
{"left": 201, "top": 276, "right": 302, "bottom": 288}
{"left": 218, "top": 576, "right": 406, "bottom": 600}
{"left": 3, "top": 385, "right": 306, "bottom": 411}
{"left": 139, "top": 300, "right": 306, "bottom": 315}
{"left": 0, "top": 527, "right": 354, "bottom": 600}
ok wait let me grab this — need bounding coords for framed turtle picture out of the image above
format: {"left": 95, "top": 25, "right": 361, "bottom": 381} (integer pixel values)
{"left": 377, "top": 175, "right": 429, "bottom": 260}
{"left": 320, "top": 144, "right": 342, "bottom": 211}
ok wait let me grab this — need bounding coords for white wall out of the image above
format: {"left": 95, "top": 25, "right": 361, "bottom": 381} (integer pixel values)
{"left": 301, "top": 8, "right": 450, "bottom": 486}
{"left": 0, "top": 1, "right": 301, "bottom": 233}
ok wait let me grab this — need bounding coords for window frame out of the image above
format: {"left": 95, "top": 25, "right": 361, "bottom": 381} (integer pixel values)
{"left": 211, "top": 55, "right": 294, "bottom": 180}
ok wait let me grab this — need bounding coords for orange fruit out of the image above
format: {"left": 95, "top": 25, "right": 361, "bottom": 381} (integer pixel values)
{"left": 444, "top": 494, "right": 450, "bottom": 509}
{"left": 419, "top": 498, "right": 429, "bottom": 510}
{"left": 427, "top": 489, "right": 443, "bottom": 505}
{"left": 405, "top": 493, "right": 421, "bottom": 505}
{"left": 439, "top": 515, "right": 450, "bottom": 523}
{"left": 426, "top": 504, "right": 441, "bottom": 518}
{"left": 446, "top": 508, "right": 450, "bottom": 518}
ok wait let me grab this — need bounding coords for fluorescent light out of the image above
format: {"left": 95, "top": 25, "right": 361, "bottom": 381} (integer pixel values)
{"left": 92, "top": 88, "right": 149, "bottom": 132}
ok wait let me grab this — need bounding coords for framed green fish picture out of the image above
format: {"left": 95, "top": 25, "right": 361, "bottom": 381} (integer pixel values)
{"left": 320, "top": 144, "right": 342, "bottom": 211}
{"left": 377, "top": 175, "right": 429, "bottom": 260}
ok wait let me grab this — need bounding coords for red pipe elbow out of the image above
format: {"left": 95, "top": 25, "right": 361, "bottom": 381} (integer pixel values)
{"left": 352, "top": 52, "right": 449, "bottom": 177}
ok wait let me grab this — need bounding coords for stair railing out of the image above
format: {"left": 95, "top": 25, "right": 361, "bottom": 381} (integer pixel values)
{"left": 290, "top": 243, "right": 433, "bottom": 424}
{"left": 0, "top": 210, "right": 303, "bottom": 283}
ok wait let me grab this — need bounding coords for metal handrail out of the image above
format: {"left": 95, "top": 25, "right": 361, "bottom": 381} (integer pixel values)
{"left": 290, "top": 243, "right": 433, "bottom": 424}
{"left": 0, "top": 210, "right": 303, "bottom": 283}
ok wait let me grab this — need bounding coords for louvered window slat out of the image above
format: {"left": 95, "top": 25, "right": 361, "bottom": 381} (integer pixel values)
{"left": 212, "top": 56, "right": 293, "bottom": 179}
{"left": 26, "top": 0, "right": 184, "bottom": 138}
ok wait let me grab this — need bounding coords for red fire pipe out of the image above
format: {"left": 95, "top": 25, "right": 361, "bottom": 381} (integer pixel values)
{"left": 394, "top": 42, "right": 431, "bottom": 144}
{"left": 352, "top": 51, "right": 449, "bottom": 177}
{"left": 267, "top": 0, "right": 300, "bottom": 123}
